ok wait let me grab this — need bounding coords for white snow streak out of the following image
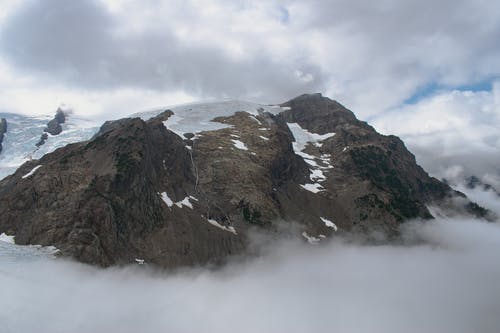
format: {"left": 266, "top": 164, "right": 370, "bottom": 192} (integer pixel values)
{"left": 207, "top": 219, "right": 237, "bottom": 235}
{"left": 231, "top": 139, "right": 249, "bottom": 151}
{"left": 300, "top": 183, "right": 324, "bottom": 193}
{"left": 320, "top": 217, "right": 338, "bottom": 231}
{"left": 21, "top": 165, "right": 42, "bottom": 179}
{"left": 248, "top": 115, "right": 262, "bottom": 124}
{"left": 159, "top": 192, "right": 174, "bottom": 207}
{"left": 175, "top": 197, "right": 194, "bottom": 209}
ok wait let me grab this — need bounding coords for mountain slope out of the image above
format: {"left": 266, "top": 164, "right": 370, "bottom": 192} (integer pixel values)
{"left": 0, "top": 94, "right": 486, "bottom": 267}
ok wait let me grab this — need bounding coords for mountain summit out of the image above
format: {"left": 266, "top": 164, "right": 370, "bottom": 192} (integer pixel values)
{"left": 0, "top": 94, "right": 487, "bottom": 267}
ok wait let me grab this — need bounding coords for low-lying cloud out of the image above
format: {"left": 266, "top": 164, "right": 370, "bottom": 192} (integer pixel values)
{"left": 1, "top": 215, "right": 500, "bottom": 333}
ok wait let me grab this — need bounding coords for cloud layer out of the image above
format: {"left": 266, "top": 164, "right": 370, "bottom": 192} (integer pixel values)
{"left": 1, "top": 216, "right": 500, "bottom": 333}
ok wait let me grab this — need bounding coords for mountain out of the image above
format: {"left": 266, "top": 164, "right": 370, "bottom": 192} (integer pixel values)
{"left": 0, "top": 110, "right": 97, "bottom": 180}
{"left": 0, "top": 94, "right": 488, "bottom": 268}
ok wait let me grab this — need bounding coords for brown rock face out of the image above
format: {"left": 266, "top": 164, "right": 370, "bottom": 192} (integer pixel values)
{"left": 278, "top": 94, "right": 454, "bottom": 235}
{"left": 0, "top": 94, "right": 487, "bottom": 267}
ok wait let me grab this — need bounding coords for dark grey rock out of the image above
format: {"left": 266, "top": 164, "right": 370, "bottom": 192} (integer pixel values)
{"left": 35, "top": 133, "right": 48, "bottom": 148}
{"left": 44, "top": 108, "right": 66, "bottom": 135}
{"left": 0, "top": 118, "right": 7, "bottom": 154}
{"left": 36, "top": 108, "right": 67, "bottom": 148}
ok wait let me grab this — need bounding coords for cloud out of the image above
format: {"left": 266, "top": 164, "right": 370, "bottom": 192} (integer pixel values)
{"left": 0, "top": 0, "right": 324, "bottom": 104}
{"left": 0, "top": 0, "right": 498, "bottom": 118}
{"left": 1, "top": 216, "right": 500, "bottom": 333}
{"left": 371, "top": 81, "right": 500, "bottom": 185}
{"left": 286, "top": 0, "right": 500, "bottom": 116}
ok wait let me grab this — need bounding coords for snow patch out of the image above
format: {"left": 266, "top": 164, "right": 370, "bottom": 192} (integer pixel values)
{"left": 0, "top": 233, "right": 15, "bottom": 244}
{"left": 287, "top": 122, "right": 336, "bottom": 187}
{"left": 302, "top": 231, "right": 320, "bottom": 244}
{"left": 231, "top": 139, "right": 249, "bottom": 151}
{"left": 139, "top": 100, "right": 281, "bottom": 138}
{"left": 175, "top": 197, "right": 194, "bottom": 209}
{"left": 159, "top": 192, "right": 174, "bottom": 207}
{"left": 310, "top": 169, "right": 326, "bottom": 181}
{"left": 287, "top": 123, "right": 335, "bottom": 151}
{"left": 207, "top": 219, "right": 237, "bottom": 235}
{"left": 259, "top": 135, "right": 270, "bottom": 141}
{"left": 135, "top": 258, "right": 145, "bottom": 265}
{"left": 300, "top": 183, "right": 324, "bottom": 193}
{"left": 21, "top": 165, "right": 42, "bottom": 179}
{"left": 320, "top": 217, "right": 338, "bottom": 231}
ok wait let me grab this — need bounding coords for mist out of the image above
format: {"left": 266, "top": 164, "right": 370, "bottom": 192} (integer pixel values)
{"left": 1, "top": 215, "right": 500, "bottom": 333}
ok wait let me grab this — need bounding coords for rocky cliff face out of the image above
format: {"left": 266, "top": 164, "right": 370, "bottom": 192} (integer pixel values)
{"left": 36, "top": 108, "right": 66, "bottom": 147}
{"left": 0, "top": 118, "right": 6, "bottom": 154}
{"left": 0, "top": 94, "right": 486, "bottom": 267}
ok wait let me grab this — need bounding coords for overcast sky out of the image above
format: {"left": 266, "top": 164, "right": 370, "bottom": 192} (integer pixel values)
{"left": 0, "top": 0, "right": 499, "bottom": 181}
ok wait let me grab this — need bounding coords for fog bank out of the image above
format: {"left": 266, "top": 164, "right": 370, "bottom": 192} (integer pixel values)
{"left": 1, "top": 217, "right": 500, "bottom": 333}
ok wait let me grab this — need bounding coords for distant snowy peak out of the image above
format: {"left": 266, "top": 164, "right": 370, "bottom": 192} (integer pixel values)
{"left": 0, "top": 111, "right": 98, "bottom": 180}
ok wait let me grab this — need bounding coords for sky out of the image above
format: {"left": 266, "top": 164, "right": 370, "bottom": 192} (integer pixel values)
{"left": 0, "top": 0, "right": 499, "bottom": 182}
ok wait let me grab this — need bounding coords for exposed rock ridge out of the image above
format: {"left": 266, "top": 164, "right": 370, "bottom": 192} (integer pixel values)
{"left": 36, "top": 108, "right": 67, "bottom": 147}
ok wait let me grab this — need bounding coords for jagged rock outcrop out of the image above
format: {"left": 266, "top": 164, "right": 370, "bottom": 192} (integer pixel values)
{"left": 0, "top": 118, "right": 6, "bottom": 154}
{"left": 36, "top": 108, "right": 66, "bottom": 147}
{"left": 464, "top": 175, "right": 500, "bottom": 197}
{"left": 0, "top": 94, "right": 487, "bottom": 268}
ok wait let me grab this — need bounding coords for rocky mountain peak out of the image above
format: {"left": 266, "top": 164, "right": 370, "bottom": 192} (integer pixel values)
{"left": 0, "top": 95, "right": 489, "bottom": 268}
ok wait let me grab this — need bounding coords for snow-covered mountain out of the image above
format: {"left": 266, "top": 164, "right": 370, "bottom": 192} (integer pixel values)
{"left": 0, "top": 112, "right": 97, "bottom": 180}
{"left": 0, "top": 93, "right": 490, "bottom": 268}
